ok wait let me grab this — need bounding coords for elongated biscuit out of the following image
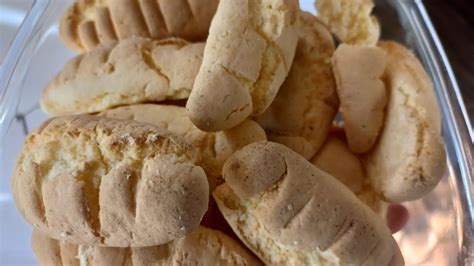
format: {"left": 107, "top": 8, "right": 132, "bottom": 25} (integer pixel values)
{"left": 12, "top": 115, "right": 209, "bottom": 247}
{"left": 99, "top": 104, "right": 266, "bottom": 231}
{"left": 365, "top": 41, "right": 446, "bottom": 202}
{"left": 316, "top": 0, "right": 380, "bottom": 46}
{"left": 256, "top": 12, "right": 338, "bottom": 159}
{"left": 60, "top": 0, "right": 219, "bottom": 51}
{"left": 311, "top": 136, "right": 387, "bottom": 216}
{"left": 214, "top": 141, "right": 403, "bottom": 265}
{"left": 32, "top": 227, "right": 262, "bottom": 266}
{"left": 332, "top": 44, "right": 387, "bottom": 154}
{"left": 99, "top": 104, "right": 266, "bottom": 191}
{"left": 186, "top": 0, "right": 299, "bottom": 131}
{"left": 41, "top": 38, "right": 204, "bottom": 116}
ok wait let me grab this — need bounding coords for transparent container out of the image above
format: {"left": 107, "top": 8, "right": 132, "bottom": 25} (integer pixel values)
{"left": 0, "top": 0, "right": 472, "bottom": 265}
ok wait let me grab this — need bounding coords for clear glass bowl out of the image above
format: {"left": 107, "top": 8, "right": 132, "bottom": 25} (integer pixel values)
{"left": 0, "top": 0, "right": 472, "bottom": 265}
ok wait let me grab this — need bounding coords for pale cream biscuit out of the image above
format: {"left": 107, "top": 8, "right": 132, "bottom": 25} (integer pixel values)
{"left": 364, "top": 41, "right": 446, "bottom": 202}
{"left": 332, "top": 44, "right": 387, "bottom": 154}
{"left": 12, "top": 115, "right": 209, "bottom": 247}
{"left": 186, "top": 0, "right": 299, "bottom": 132}
{"left": 311, "top": 136, "right": 388, "bottom": 216}
{"left": 256, "top": 12, "right": 339, "bottom": 159}
{"left": 41, "top": 38, "right": 204, "bottom": 116}
{"left": 32, "top": 227, "right": 262, "bottom": 266}
{"left": 98, "top": 104, "right": 266, "bottom": 231}
{"left": 31, "top": 230, "right": 79, "bottom": 266}
{"left": 98, "top": 104, "right": 266, "bottom": 191}
{"left": 316, "top": 0, "right": 380, "bottom": 46}
{"left": 214, "top": 141, "right": 403, "bottom": 265}
{"left": 60, "top": 0, "right": 219, "bottom": 51}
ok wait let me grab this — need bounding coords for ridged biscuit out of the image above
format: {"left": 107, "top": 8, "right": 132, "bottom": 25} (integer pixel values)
{"left": 214, "top": 141, "right": 403, "bottom": 265}
{"left": 316, "top": 0, "right": 380, "bottom": 46}
{"left": 98, "top": 104, "right": 266, "bottom": 191}
{"left": 311, "top": 136, "right": 387, "bottom": 216}
{"left": 332, "top": 44, "right": 387, "bottom": 154}
{"left": 41, "top": 38, "right": 204, "bottom": 116}
{"left": 98, "top": 104, "right": 266, "bottom": 231}
{"left": 12, "top": 115, "right": 209, "bottom": 247}
{"left": 365, "top": 41, "right": 446, "bottom": 202}
{"left": 186, "top": 0, "right": 299, "bottom": 131}
{"left": 32, "top": 227, "right": 262, "bottom": 266}
{"left": 31, "top": 230, "right": 79, "bottom": 266}
{"left": 256, "top": 12, "right": 338, "bottom": 159}
{"left": 99, "top": 104, "right": 266, "bottom": 229}
{"left": 60, "top": 0, "right": 219, "bottom": 51}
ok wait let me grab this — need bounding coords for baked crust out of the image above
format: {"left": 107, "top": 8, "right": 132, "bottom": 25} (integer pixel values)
{"left": 60, "top": 0, "right": 219, "bottom": 51}
{"left": 13, "top": 115, "right": 209, "bottom": 247}
{"left": 186, "top": 0, "right": 299, "bottom": 131}
{"left": 256, "top": 12, "right": 338, "bottom": 159}
{"left": 364, "top": 41, "right": 446, "bottom": 202}
{"left": 41, "top": 38, "right": 204, "bottom": 115}
{"left": 214, "top": 141, "right": 403, "bottom": 265}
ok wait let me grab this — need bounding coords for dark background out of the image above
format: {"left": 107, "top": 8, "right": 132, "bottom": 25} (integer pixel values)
{"left": 425, "top": 0, "right": 474, "bottom": 128}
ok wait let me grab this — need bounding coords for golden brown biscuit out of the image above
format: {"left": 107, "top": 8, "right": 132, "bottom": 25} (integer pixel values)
{"left": 32, "top": 227, "right": 262, "bottom": 266}
{"left": 365, "top": 41, "right": 446, "bottom": 202}
{"left": 41, "top": 38, "right": 204, "bottom": 116}
{"left": 311, "top": 136, "right": 388, "bottom": 216}
{"left": 60, "top": 0, "right": 219, "bottom": 51}
{"left": 214, "top": 141, "right": 403, "bottom": 265}
{"left": 256, "top": 12, "right": 339, "bottom": 159}
{"left": 12, "top": 115, "right": 209, "bottom": 247}
{"left": 186, "top": 0, "right": 299, "bottom": 131}
{"left": 332, "top": 44, "right": 387, "bottom": 154}
{"left": 316, "top": 0, "right": 380, "bottom": 46}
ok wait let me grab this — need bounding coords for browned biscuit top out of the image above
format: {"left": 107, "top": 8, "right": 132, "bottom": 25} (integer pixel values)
{"left": 13, "top": 115, "right": 209, "bottom": 247}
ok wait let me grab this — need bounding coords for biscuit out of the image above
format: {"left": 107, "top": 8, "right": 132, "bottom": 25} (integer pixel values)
{"left": 32, "top": 226, "right": 262, "bottom": 266}
{"left": 311, "top": 136, "right": 387, "bottom": 216}
{"left": 186, "top": 0, "right": 299, "bottom": 131}
{"left": 98, "top": 104, "right": 266, "bottom": 191}
{"left": 256, "top": 12, "right": 338, "bottom": 159}
{"left": 316, "top": 0, "right": 380, "bottom": 46}
{"left": 41, "top": 38, "right": 204, "bottom": 116}
{"left": 12, "top": 115, "right": 209, "bottom": 247}
{"left": 214, "top": 141, "right": 403, "bottom": 265}
{"left": 31, "top": 230, "right": 79, "bottom": 266}
{"left": 364, "top": 41, "right": 446, "bottom": 202}
{"left": 60, "top": 0, "right": 219, "bottom": 51}
{"left": 98, "top": 104, "right": 266, "bottom": 231}
{"left": 332, "top": 44, "right": 387, "bottom": 154}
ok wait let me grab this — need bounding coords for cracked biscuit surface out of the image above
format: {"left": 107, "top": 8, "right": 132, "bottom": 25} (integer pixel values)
{"left": 12, "top": 115, "right": 209, "bottom": 247}
{"left": 316, "top": 0, "right": 380, "bottom": 46}
{"left": 186, "top": 0, "right": 299, "bottom": 131}
{"left": 256, "top": 12, "right": 338, "bottom": 159}
{"left": 214, "top": 141, "right": 403, "bottom": 265}
{"left": 364, "top": 41, "right": 446, "bottom": 202}
{"left": 32, "top": 226, "right": 262, "bottom": 266}
{"left": 60, "top": 0, "right": 219, "bottom": 51}
{"left": 41, "top": 38, "right": 204, "bottom": 116}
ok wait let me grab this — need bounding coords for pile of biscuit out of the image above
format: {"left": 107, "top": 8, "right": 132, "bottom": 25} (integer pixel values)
{"left": 12, "top": 0, "right": 446, "bottom": 265}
